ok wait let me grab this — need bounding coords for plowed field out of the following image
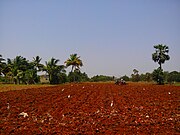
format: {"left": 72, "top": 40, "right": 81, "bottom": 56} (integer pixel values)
{"left": 0, "top": 83, "right": 179, "bottom": 134}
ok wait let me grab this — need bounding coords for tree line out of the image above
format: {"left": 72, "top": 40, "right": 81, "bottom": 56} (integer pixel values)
{"left": 0, "top": 44, "right": 179, "bottom": 85}
{"left": 119, "top": 69, "right": 180, "bottom": 84}
{"left": 0, "top": 54, "right": 89, "bottom": 84}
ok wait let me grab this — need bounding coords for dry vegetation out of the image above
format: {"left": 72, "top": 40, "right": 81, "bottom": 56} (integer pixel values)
{"left": 0, "top": 84, "right": 53, "bottom": 92}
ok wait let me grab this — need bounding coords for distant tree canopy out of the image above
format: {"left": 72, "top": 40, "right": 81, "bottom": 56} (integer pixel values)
{"left": 139, "top": 72, "right": 152, "bottom": 82}
{"left": 166, "top": 71, "right": 180, "bottom": 83}
{"left": 120, "top": 75, "right": 130, "bottom": 81}
{"left": 90, "top": 75, "right": 114, "bottom": 82}
{"left": 131, "top": 69, "right": 140, "bottom": 82}
{"left": 68, "top": 70, "right": 89, "bottom": 82}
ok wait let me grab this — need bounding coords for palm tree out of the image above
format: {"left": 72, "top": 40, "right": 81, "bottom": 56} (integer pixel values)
{"left": 0, "top": 54, "right": 6, "bottom": 76}
{"left": 32, "top": 56, "right": 44, "bottom": 71}
{"left": 133, "top": 69, "right": 139, "bottom": 75}
{"left": 24, "top": 69, "right": 37, "bottom": 84}
{"left": 64, "top": 54, "right": 83, "bottom": 72}
{"left": 44, "top": 58, "right": 66, "bottom": 84}
{"left": 6, "top": 56, "right": 29, "bottom": 84}
{"left": 152, "top": 44, "right": 170, "bottom": 70}
{"left": 131, "top": 69, "right": 140, "bottom": 82}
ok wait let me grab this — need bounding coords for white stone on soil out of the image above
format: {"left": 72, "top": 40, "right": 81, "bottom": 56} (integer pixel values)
{"left": 19, "top": 112, "right": 28, "bottom": 118}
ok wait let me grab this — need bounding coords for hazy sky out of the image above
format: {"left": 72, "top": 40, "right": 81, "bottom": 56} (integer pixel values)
{"left": 0, "top": 0, "right": 180, "bottom": 77}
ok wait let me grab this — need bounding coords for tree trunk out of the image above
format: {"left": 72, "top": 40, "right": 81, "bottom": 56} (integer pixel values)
{"left": 159, "top": 63, "right": 162, "bottom": 70}
{"left": 71, "top": 66, "right": 74, "bottom": 72}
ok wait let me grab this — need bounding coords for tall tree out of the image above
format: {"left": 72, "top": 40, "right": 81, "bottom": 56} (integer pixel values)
{"left": 133, "top": 69, "right": 139, "bottom": 75}
{"left": 6, "top": 56, "right": 29, "bottom": 84}
{"left": 44, "top": 58, "right": 66, "bottom": 84}
{"left": 152, "top": 44, "right": 170, "bottom": 70}
{"left": 65, "top": 54, "right": 83, "bottom": 72}
{"left": 32, "top": 56, "right": 44, "bottom": 71}
{"left": 131, "top": 69, "right": 140, "bottom": 82}
{"left": 0, "top": 54, "right": 6, "bottom": 76}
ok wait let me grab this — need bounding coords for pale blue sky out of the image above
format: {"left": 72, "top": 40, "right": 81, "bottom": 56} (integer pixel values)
{"left": 0, "top": 0, "right": 180, "bottom": 77}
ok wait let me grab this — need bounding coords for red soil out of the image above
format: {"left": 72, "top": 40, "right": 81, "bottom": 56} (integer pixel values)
{"left": 0, "top": 83, "right": 179, "bottom": 134}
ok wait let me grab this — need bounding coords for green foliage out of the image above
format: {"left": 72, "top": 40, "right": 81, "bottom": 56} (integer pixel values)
{"left": 24, "top": 69, "right": 40, "bottom": 84}
{"left": 91, "top": 75, "right": 114, "bottom": 82}
{"left": 152, "top": 68, "right": 164, "bottom": 85}
{"left": 32, "top": 56, "right": 44, "bottom": 71}
{"left": 152, "top": 44, "right": 170, "bottom": 85}
{"left": 152, "top": 44, "right": 170, "bottom": 70}
{"left": 59, "top": 73, "right": 68, "bottom": 84}
{"left": 65, "top": 54, "right": 83, "bottom": 72}
{"left": 68, "top": 71, "right": 80, "bottom": 82}
{"left": 2, "top": 52, "right": 179, "bottom": 85}
{"left": 139, "top": 73, "right": 152, "bottom": 82}
{"left": 68, "top": 70, "right": 89, "bottom": 82}
{"left": 163, "top": 71, "right": 169, "bottom": 83}
{"left": 0, "top": 54, "right": 86, "bottom": 85}
{"left": 120, "top": 75, "right": 130, "bottom": 81}
{"left": 0, "top": 55, "right": 41, "bottom": 84}
{"left": 44, "top": 58, "right": 66, "bottom": 84}
{"left": 5, "top": 56, "right": 33, "bottom": 84}
{"left": 145, "top": 72, "right": 153, "bottom": 82}
{"left": 167, "top": 71, "right": 180, "bottom": 83}
{"left": 131, "top": 69, "right": 140, "bottom": 82}
{"left": 0, "top": 76, "right": 6, "bottom": 82}
{"left": 65, "top": 54, "right": 84, "bottom": 83}
{"left": 139, "top": 74, "right": 146, "bottom": 81}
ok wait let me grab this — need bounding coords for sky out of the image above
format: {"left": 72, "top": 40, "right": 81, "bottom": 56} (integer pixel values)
{"left": 0, "top": 0, "right": 180, "bottom": 77}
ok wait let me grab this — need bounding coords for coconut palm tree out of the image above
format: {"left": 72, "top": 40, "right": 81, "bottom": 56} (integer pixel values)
{"left": 64, "top": 54, "right": 83, "bottom": 72}
{"left": 32, "top": 56, "right": 44, "bottom": 71}
{"left": 6, "top": 56, "right": 29, "bottom": 84}
{"left": 44, "top": 58, "right": 66, "bottom": 84}
{"left": 24, "top": 69, "right": 38, "bottom": 84}
{"left": 152, "top": 44, "right": 170, "bottom": 70}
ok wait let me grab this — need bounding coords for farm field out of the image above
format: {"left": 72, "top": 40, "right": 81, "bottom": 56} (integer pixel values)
{"left": 0, "top": 84, "right": 53, "bottom": 92}
{"left": 0, "top": 83, "right": 179, "bottom": 134}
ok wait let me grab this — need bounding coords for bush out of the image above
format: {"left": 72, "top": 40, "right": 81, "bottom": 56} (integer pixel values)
{"left": 152, "top": 68, "right": 164, "bottom": 85}
{"left": 167, "top": 71, "right": 180, "bottom": 84}
{"left": 120, "top": 75, "right": 130, "bottom": 81}
{"left": 68, "top": 71, "right": 89, "bottom": 82}
{"left": 91, "top": 75, "right": 114, "bottom": 82}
